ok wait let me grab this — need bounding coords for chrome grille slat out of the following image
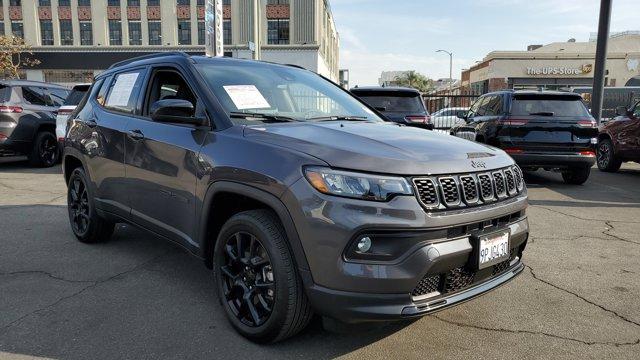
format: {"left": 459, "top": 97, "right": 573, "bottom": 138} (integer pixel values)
{"left": 412, "top": 166, "right": 524, "bottom": 211}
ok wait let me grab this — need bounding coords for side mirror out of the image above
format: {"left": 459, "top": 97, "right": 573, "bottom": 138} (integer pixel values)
{"left": 456, "top": 110, "right": 468, "bottom": 120}
{"left": 615, "top": 105, "right": 629, "bottom": 116}
{"left": 150, "top": 99, "right": 208, "bottom": 126}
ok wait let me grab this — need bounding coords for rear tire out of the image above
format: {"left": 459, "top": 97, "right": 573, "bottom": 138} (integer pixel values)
{"left": 213, "top": 209, "right": 313, "bottom": 343}
{"left": 67, "top": 168, "right": 115, "bottom": 243}
{"left": 29, "top": 131, "right": 59, "bottom": 168}
{"left": 561, "top": 166, "right": 591, "bottom": 185}
{"left": 596, "top": 138, "right": 622, "bottom": 172}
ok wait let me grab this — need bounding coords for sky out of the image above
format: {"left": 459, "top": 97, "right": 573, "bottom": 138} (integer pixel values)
{"left": 330, "top": 0, "right": 639, "bottom": 86}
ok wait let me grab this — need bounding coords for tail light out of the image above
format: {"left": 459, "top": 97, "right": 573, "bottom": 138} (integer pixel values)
{"left": 405, "top": 115, "right": 429, "bottom": 124}
{"left": 0, "top": 132, "right": 7, "bottom": 140}
{"left": 0, "top": 105, "right": 23, "bottom": 113}
{"left": 498, "top": 119, "right": 528, "bottom": 126}
{"left": 504, "top": 147, "right": 524, "bottom": 154}
{"left": 577, "top": 120, "right": 597, "bottom": 128}
{"left": 579, "top": 150, "right": 595, "bottom": 156}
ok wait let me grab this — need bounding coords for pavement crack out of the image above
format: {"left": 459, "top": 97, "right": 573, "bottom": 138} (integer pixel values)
{"left": 431, "top": 315, "right": 640, "bottom": 347}
{"left": 0, "top": 251, "right": 171, "bottom": 332}
{"left": 602, "top": 221, "right": 640, "bottom": 246}
{"left": 526, "top": 265, "right": 640, "bottom": 328}
{"left": 0, "top": 270, "right": 95, "bottom": 284}
{"left": 531, "top": 205, "right": 640, "bottom": 224}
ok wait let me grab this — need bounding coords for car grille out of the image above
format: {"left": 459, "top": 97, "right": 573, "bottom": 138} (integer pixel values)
{"left": 412, "top": 165, "right": 524, "bottom": 211}
{"left": 412, "top": 255, "right": 518, "bottom": 298}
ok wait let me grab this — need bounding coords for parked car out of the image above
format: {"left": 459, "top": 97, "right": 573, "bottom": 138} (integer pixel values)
{"left": 451, "top": 90, "right": 598, "bottom": 185}
{"left": 596, "top": 101, "right": 640, "bottom": 172}
{"left": 431, "top": 106, "right": 469, "bottom": 131}
{"left": 63, "top": 53, "right": 528, "bottom": 343}
{"left": 350, "top": 86, "right": 433, "bottom": 129}
{"left": 56, "top": 84, "right": 91, "bottom": 145}
{"left": 0, "top": 80, "right": 70, "bottom": 167}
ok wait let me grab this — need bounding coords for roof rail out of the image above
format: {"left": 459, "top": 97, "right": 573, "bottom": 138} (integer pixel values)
{"left": 108, "top": 51, "right": 190, "bottom": 69}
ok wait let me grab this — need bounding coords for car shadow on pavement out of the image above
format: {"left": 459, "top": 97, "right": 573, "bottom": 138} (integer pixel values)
{"left": 0, "top": 204, "right": 412, "bottom": 359}
{"left": 0, "top": 157, "right": 63, "bottom": 175}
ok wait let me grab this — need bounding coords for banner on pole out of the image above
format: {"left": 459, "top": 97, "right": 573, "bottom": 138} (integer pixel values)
{"left": 205, "top": 0, "right": 224, "bottom": 57}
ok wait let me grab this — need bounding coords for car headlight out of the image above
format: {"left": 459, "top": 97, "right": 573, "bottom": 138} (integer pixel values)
{"left": 304, "top": 166, "right": 413, "bottom": 201}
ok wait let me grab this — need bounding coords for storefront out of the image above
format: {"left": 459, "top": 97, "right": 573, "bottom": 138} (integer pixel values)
{"left": 461, "top": 32, "right": 640, "bottom": 93}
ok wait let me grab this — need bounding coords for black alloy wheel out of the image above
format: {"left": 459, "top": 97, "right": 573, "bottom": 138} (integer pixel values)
{"left": 596, "top": 138, "right": 622, "bottom": 172}
{"left": 220, "top": 231, "right": 275, "bottom": 327}
{"left": 68, "top": 176, "right": 90, "bottom": 236}
{"left": 39, "top": 134, "right": 58, "bottom": 166}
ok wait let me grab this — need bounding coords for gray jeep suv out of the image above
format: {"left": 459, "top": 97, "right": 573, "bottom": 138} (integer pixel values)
{"left": 63, "top": 53, "right": 529, "bottom": 343}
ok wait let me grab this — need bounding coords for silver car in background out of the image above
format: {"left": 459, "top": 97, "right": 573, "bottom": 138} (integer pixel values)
{"left": 431, "top": 107, "right": 469, "bottom": 133}
{"left": 55, "top": 84, "right": 90, "bottom": 144}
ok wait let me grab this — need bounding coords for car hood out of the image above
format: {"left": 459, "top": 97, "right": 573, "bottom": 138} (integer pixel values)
{"left": 243, "top": 121, "right": 514, "bottom": 175}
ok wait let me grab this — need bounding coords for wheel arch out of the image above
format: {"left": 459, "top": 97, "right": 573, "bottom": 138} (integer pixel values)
{"left": 62, "top": 151, "right": 87, "bottom": 184}
{"left": 199, "top": 181, "right": 310, "bottom": 272}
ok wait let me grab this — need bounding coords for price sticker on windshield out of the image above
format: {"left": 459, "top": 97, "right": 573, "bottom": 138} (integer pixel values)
{"left": 223, "top": 85, "right": 271, "bottom": 110}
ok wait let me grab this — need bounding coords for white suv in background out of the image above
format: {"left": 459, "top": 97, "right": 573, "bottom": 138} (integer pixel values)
{"left": 55, "top": 84, "right": 90, "bottom": 144}
{"left": 431, "top": 107, "right": 469, "bottom": 132}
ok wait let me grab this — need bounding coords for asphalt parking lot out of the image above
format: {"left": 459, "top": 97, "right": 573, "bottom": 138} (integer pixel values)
{"left": 0, "top": 157, "right": 639, "bottom": 360}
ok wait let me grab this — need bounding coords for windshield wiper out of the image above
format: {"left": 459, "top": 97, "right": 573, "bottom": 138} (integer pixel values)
{"left": 307, "top": 115, "right": 369, "bottom": 122}
{"left": 230, "top": 111, "right": 297, "bottom": 123}
{"left": 529, "top": 111, "right": 555, "bottom": 116}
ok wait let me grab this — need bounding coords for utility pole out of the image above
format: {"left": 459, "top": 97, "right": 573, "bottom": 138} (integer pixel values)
{"left": 436, "top": 49, "right": 453, "bottom": 93}
{"left": 591, "top": 0, "right": 612, "bottom": 123}
{"left": 252, "top": 0, "right": 262, "bottom": 60}
{"left": 204, "top": 0, "right": 224, "bottom": 57}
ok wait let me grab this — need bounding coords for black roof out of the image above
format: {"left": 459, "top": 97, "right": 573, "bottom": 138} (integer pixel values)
{"left": 350, "top": 86, "right": 421, "bottom": 94}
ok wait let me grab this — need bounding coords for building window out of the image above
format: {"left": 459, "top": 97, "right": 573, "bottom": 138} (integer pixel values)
{"left": 223, "top": 0, "right": 231, "bottom": 5}
{"left": 128, "top": 21, "right": 142, "bottom": 45}
{"left": 127, "top": 0, "right": 139, "bottom": 6}
{"left": 108, "top": 0, "right": 120, "bottom": 6}
{"left": 197, "top": 21, "right": 205, "bottom": 45}
{"left": 80, "top": 21, "right": 93, "bottom": 45}
{"left": 197, "top": 0, "right": 204, "bottom": 5}
{"left": 177, "top": 0, "right": 190, "bottom": 5}
{"left": 10, "top": 0, "right": 21, "bottom": 6}
{"left": 40, "top": 20, "right": 53, "bottom": 45}
{"left": 60, "top": 19, "right": 73, "bottom": 45}
{"left": 148, "top": 21, "right": 162, "bottom": 45}
{"left": 38, "top": 0, "right": 51, "bottom": 6}
{"left": 108, "top": 20, "right": 122, "bottom": 45}
{"left": 267, "top": 19, "right": 289, "bottom": 44}
{"left": 147, "top": 0, "right": 159, "bottom": 5}
{"left": 78, "top": 0, "right": 91, "bottom": 6}
{"left": 58, "top": 0, "right": 70, "bottom": 6}
{"left": 11, "top": 22, "right": 24, "bottom": 39}
{"left": 223, "top": 19, "right": 231, "bottom": 45}
{"left": 178, "top": 21, "right": 191, "bottom": 45}
{"left": 267, "top": 0, "right": 289, "bottom": 4}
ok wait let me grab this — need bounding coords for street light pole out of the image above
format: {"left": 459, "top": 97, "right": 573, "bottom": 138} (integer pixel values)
{"left": 591, "top": 0, "right": 612, "bottom": 123}
{"left": 436, "top": 49, "right": 453, "bottom": 93}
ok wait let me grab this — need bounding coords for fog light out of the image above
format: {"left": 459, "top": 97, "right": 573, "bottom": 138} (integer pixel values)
{"left": 356, "top": 236, "right": 372, "bottom": 253}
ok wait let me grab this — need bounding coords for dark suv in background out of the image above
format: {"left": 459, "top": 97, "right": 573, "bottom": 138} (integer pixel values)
{"left": 451, "top": 90, "right": 598, "bottom": 184}
{"left": 63, "top": 53, "right": 528, "bottom": 343}
{"left": 597, "top": 101, "right": 640, "bottom": 172}
{"left": 351, "top": 86, "right": 433, "bottom": 129}
{"left": 0, "top": 80, "right": 70, "bottom": 167}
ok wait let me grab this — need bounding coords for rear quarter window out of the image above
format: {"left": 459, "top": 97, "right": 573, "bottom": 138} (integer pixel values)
{"left": 64, "top": 86, "right": 90, "bottom": 106}
{"left": 511, "top": 95, "right": 590, "bottom": 117}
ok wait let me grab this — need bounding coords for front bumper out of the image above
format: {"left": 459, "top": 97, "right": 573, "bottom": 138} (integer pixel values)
{"left": 510, "top": 152, "right": 596, "bottom": 168}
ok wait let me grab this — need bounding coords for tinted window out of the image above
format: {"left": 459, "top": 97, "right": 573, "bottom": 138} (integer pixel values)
{"left": 22, "top": 86, "right": 49, "bottom": 106}
{"left": 64, "top": 86, "right": 90, "bottom": 106}
{"left": 484, "top": 96, "right": 503, "bottom": 116}
{"left": 145, "top": 70, "right": 196, "bottom": 116}
{"left": 511, "top": 95, "right": 590, "bottom": 117}
{"left": 473, "top": 96, "right": 490, "bottom": 117}
{"left": 104, "top": 70, "right": 146, "bottom": 113}
{"left": 355, "top": 92, "right": 424, "bottom": 112}
{"left": 0, "top": 85, "right": 11, "bottom": 102}
{"left": 468, "top": 97, "right": 484, "bottom": 117}
{"left": 49, "top": 88, "right": 71, "bottom": 107}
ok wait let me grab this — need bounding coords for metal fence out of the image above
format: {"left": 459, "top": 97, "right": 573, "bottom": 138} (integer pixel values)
{"left": 423, "top": 93, "right": 481, "bottom": 132}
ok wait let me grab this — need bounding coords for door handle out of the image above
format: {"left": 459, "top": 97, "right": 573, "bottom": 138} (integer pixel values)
{"left": 127, "top": 129, "right": 145, "bottom": 141}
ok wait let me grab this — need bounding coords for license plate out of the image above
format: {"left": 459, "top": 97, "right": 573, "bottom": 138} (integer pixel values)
{"left": 478, "top": 231, "right": 510, "bottom": 269}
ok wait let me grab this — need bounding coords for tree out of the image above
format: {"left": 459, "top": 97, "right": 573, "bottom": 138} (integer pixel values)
{"left": 393, "top": 71, "right": 434, "bottom": 93}
{"left": 0, "top": 36, "right": 40, "bottom": 79}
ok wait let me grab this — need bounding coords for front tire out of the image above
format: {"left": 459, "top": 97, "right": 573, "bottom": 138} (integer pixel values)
{"left": 597, "top": 138, "right": 622, "bottom": 172}
{"left": 67, "top": 168, "right": 115, "bottom": 243}
{"left": 561, "top": 166, "right": 591, "bottom": 185}
{"left": 213, "top": 209, "right": 313, "bottom": 343}
{"left": 29, "top": 131, "right": 59, "bottom": 168}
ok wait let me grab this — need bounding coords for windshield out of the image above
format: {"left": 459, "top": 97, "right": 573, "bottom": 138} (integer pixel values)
{"left": 511, "top": 96, "right": 590, "bottom": 117}
{"left": 195, "top": 62, "right": 382, "bottom": 124}
{"left": 354, "top": 92, "right": 425, "bottom": 113}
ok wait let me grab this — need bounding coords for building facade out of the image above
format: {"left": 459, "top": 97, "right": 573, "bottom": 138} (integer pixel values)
{"left": 461, "top": 32, "right": 640, "bottom": 94}
{"left": 1, "top": 0, "right": 339, "bottom": 85}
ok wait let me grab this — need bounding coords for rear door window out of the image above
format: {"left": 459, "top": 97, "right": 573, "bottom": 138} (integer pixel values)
{"left": 48, "top": 88, "right": 71, "bottom": 107}
{"left": 511, "top": 95, "right": 590, "bottom": 117}
{"left": 22, "top": 86, "right": 50, "bottom": 106}
{"left": 356, "top": 92, "right": 424, "bottom": 112}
